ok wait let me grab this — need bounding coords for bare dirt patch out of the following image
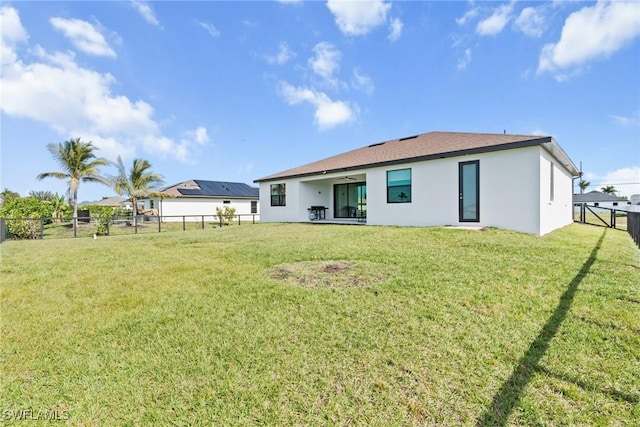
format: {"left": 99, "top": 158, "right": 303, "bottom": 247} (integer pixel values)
{"left": 268, "top": 260, "right": 395, "bottom": 289}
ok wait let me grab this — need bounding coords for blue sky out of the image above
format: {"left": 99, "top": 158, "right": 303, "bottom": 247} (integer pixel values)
{"left": 1, "top": 0, "right": 639, "bottom": 202}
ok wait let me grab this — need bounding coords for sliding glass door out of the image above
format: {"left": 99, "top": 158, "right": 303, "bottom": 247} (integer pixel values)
{"left": 334, "top": 183, "right": 366, "bottom": 218}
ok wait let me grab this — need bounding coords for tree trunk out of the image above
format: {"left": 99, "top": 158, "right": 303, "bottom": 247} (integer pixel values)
{"left": 72, "top": 189, "right": 78, "bottom": 233}
{"left": 132, "top": 196, "right": 137, "bottom": 229}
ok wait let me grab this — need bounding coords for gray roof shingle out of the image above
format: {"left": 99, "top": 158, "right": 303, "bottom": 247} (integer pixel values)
{"left": 573, "top": 191, "right": 628, "bottom": 203}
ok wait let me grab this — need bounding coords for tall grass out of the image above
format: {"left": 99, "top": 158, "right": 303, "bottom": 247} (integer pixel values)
{"left": 1, "top": 223, "right": 638, "bottom": 425}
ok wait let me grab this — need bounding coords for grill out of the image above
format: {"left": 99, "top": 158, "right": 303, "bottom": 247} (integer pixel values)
{"left": 308, "top": 206, "right": 328, "bottom": 220}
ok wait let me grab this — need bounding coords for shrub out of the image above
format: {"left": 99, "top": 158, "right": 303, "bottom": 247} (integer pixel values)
{"left": 0, "top": 197, "right": 53, "bottom": 239}
{"left": 215, "top": 206, "right": 236, "bottom": 226}
{"left": 83, "top": 205, "right": 115, "bottom": 236}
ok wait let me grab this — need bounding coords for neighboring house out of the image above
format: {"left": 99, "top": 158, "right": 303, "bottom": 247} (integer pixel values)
{"left": 254, "top": 131, "right": 580, "bottom": 236}
{"left": 80, "top": 196, "right": 132, "bottom": 210}
{"left": 142, "top": 180, "right": 260, "bottom": 222}
{"left": 573, "top": 191, "right": 630, "bottom": 210}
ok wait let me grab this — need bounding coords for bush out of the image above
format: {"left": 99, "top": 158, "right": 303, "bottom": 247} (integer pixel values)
{"left": 0, "top": 197, "right": 53, "bottom": 239}
{"left": 83, "top": 205, "right": 115, "bottom": 236}
{"left": 215, "top": 206, "right": 236, "bottom": 226}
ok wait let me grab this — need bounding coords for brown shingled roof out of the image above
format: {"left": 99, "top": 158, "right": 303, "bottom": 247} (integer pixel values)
{"left": 161, "top": 179, "right": 200, "bottom": 197}
{"left": 255, "top": 131, "right": 575, "bottom": 182}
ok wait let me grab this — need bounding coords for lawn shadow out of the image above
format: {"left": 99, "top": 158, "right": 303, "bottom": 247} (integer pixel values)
{"left": 476, "top": 229, "right": 607, "bottom": 426}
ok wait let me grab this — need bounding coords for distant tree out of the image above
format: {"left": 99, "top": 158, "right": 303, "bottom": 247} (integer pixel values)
{"left": 578, "top": 180, "right": 590, "bottom": 194}
{"left": 36, "top": 138, "right": 109, "bottom": 228}
{"left": 601, "top": 185, "right": 616, "bottom": 195}
{"left": 110, "top": 156, "right": 168, "bottom": 228}
{"left": 0, "top": 188, "right": 21, "bottom": 205}
{"left": 28, "top": 190, "right": 56, "bottom": 201}
{"left": 48, "top": 193, "right": 69, "bottom": 223}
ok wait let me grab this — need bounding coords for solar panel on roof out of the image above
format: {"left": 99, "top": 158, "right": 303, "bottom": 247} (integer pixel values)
{"left": 178, "top": 180, "right": 258, "bottom": 197}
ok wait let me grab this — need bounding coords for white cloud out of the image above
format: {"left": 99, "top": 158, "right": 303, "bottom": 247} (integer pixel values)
{"left": 50, "top": 17, "right": 116, "bottom": 58}
{"left": 388, "top": 17, "right": 403, "bottom": 42}
{"left": 266, "top": 41, "right": 295, "bottom": 65}
{"left": 279, "top": 81, "right": 357, "bottom": 130}
{"left": 193, "top": 126, "right": 209, "bottom": 144}
{"left": 198, "top": 21, "right": 220, "bottom": 38}
{"left": 1, "top": 6, "right": 28, "bottom": 44}
{"left": 326, "top": 0, "right": 391, "bottom": 36}
{"left": 457, "top": 48, "right": 472, "bottom": 70}
{"left": 610, "top": 114, "right": 639, "bottom": 127}
{"left": 1, "top": 6, "right": 28, "bottom": 64}
{"left": 131, "top": 0, "right": 160, "bottom": 27}
{"left": 601, "top": 167, "right": 640, "bottom": 198}
{"left": 78, "top": 133, "right": 135, "bottom": 161}
{"left": 456, "top": 8, "right": 479, "bottom": 26}
{"left": 308, "top": 42, "right": 342, "bottom": 87}
{"left": 513, "top": 6, "right": 545, "bottom": 38}
{"left": 538, "top": 1, "right": 640, "bottom": 79}
{"left": 0, "top": 11, "right": 204, "bottom": 163}
{"left": 352, "top": 68, "right": 374, "bottom": 95}
{"left": 173, "top": 127, "right": 210, "bottom": 162}
{"left": 476, "top": 2, "right": 514, "bottom": 36}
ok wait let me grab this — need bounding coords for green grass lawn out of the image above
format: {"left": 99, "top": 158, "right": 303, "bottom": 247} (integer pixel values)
{"left": 1, "top": 223, "right": 638, "bottom": 425}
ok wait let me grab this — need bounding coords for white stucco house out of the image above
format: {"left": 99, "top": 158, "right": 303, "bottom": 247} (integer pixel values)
{"left": 254, "top": 131, "right": 580, "bottom": 236}
{"left": 142, "top": 180, "right": 259, "bottom": 222}
{"left": 573, "top": 190, "right": 631, "bottom": 211}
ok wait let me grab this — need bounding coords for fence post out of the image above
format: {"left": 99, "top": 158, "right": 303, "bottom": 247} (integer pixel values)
{"left": 74, "top": 216, "right": 77, "bottom": 238}
{"left": 0, "top": 218, "right": 5, "bottom": 243}
{"left": 107, "top": 217, "right": 110, "bottom": 236}
{"left": 611, "top": 210, "right": 615, "bottom": 229}
{"left": 201, "top": 216, "right": 205, "bottom": 229}
{"left": 183, "top": 216, "right": 186, "bottom": 231}
{"left": 238, "top": 215, "right": 241, "bottom": 226}
{"left": 158, "top": 214, "right": 161, "bottom": 233}
{"left": 253, "top": 214, "right": 255, "bottom": 224}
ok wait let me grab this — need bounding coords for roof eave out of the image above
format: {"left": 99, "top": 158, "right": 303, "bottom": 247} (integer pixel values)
{"left": 255, "top": 137, "right": 556, "bottom": 183}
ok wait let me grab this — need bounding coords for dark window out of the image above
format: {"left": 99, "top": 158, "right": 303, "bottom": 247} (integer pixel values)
{"left": 594, "top": 202, "right": 599, "bottom": 207}
{"left": 223, "top": 200, "right": 231, "bottom": 205}
{"left": 387, "top": 169, "right": 411, "bottom": 203}
{"left": 150, "top": 200, "right": 155, "bottom": 209}
{"left": 251, "top": 201, "right": 258, "bottom": 214}
{"left": 613, "top": 202, "right": 618, "bottom": 206}
{"left": 270, "top": 183, "right": 286, "bottom": 206}
{"left": 550, "top": 162, "right": 555, "bottom": 202}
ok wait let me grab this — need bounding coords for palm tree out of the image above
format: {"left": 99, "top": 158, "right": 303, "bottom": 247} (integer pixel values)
{"left": 110, "top": 156, "right": 168, "bottom": 228}
{"left": 578, "top": 180, "right": 590, "bottom": 194}
{"left": 601, "top": 185, "right": 616, "bottom": 195}
{"left": 36, "top": 138, "right": 109, "bottom": 227}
